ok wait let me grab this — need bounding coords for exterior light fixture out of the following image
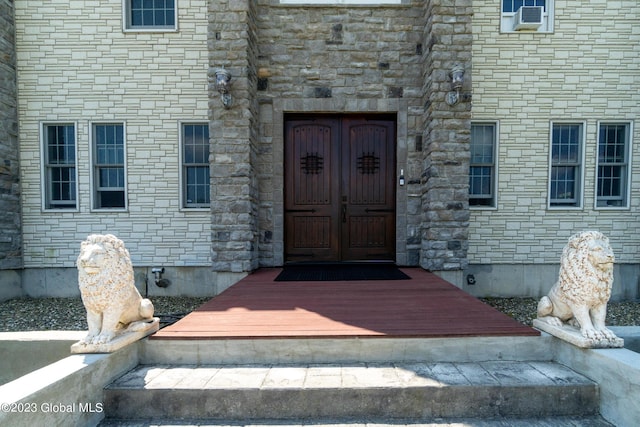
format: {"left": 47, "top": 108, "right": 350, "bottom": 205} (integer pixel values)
{"left": 151, "top": 267, "right": 170, "bottom": 288}
{"left": 446, "top": 64, "right": 465, "bottom": 106}
{"left": 214, "top": 68, "right": 232, "bottom": 109}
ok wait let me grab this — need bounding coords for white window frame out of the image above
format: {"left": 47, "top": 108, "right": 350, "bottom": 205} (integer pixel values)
{"left": 595, "top": 121, "right": 633, "bottom": 210}
{"left": 548, "top": 121, "right": 585, "bottom": 210}
{"left": 90, "top": 122, "right": 128, "bottom": 211}
{"left": 469, "top": 121, "right": 499, "bottom": 209}
{"left": 41, "top": 122, "right": 79, "bottom": 211}
{"left": 122, "top": 0, "right": 178, "bottom": 33}
{"left": 179, "top": 122, "right": 210, "bottom": 210}
{"left": 500, "top": 0, "right": 554, "bottom": 34}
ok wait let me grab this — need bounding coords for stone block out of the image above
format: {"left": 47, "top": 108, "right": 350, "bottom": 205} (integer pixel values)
{"left": 71, "top": 319, "right": 159, "bottom": 354}
{"left": 533, "top": 319, "right": 623, "bottom": 349}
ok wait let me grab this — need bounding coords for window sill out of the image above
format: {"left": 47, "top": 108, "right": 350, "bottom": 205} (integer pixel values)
{"left": 594, "top": 206, "right": 631, "bottom": 211}
{"left": 42, "top": 208, "right": 80, "bottom": 213}
{"left": 470, "top": 206, "right": 497, "bottom": 211}
{"left": 90, "top": 208, "right": 128, "bottom": 213}
{"left": 123, "top": 27, "right": 179, "bottom": 34}
{"left": 180, "top": 207, "right": 211, "bottom": 213}
{"left": 547, "top": 206, "right": 584, "bottom": 211}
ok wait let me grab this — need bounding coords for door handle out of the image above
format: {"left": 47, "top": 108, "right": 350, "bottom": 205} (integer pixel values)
{"left": 342, "top": 204, "right": 347, "bottom": 223}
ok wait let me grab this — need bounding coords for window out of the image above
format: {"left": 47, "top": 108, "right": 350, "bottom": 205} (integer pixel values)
{"left": 501, "top": 0, "right": 553, "bottom": 33}
{"left": 182, "top": 123, "right": 210, "bottom": 208}
{"left": 124, "top": 0, "right": 177, "bottom": 31}
{"left": 549, "top": 123, "right": 583, "bottom": 208}
{"left": 43, "top": 124, "right": 77, "bottom": 209}
{"left": 596, "top": 123, "right": 631, "bottom": 208}
{"left": 469, "top": 123, "right": 497, "bottom": 207}
{"left": 93, "top": 124, "right": 126, "bottom": 209}
{"left": 502, "top": 0, "right": 546, "bottom": 12}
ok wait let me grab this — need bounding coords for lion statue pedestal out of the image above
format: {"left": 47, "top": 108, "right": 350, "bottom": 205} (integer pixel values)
{"left": 533, "top": 230, "right": 623, "bottom": 349}
{"left": 71, "top": 234, "right": 160, "bottom": 354}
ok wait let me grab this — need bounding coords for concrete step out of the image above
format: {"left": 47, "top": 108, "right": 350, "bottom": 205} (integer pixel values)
{"left": 141, "top": 336, "right": 551, "bottom": 365}
{"left": 99, "top": 416, "right": 614, "bottom": 426}
{"left": 103, "top": 361, "right": 599, "bottom": 422}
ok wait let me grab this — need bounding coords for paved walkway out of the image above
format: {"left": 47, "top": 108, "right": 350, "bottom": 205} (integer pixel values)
{"left": 99, "top": 416, "right": 614, "bottom": 426}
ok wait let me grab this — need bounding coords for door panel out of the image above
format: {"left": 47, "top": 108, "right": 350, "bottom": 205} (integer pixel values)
{"left": 342, "top": 119, "right": 396, "bottom": 261}
{"left": 285, "top": 116, "right": 395, "bottom": 262}
{"left": 285, "top": 119, "right": 341, "bottom": 261}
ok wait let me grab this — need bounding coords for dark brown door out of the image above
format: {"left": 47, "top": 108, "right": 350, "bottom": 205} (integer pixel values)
{"left": 285, "top": 116, "right": 396, "bottom": 262}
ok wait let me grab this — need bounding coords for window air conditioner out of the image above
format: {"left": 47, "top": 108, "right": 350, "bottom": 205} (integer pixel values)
{"left": 513, "top": 6, "right": 543, "bottom": 31}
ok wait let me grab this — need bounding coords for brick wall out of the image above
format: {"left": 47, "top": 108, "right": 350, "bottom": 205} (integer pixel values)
{"left": 0, "top": 0, "right": 21, "bottom": 270}
{"left": 470, "top": 1, "right": 640, "bottom": 265}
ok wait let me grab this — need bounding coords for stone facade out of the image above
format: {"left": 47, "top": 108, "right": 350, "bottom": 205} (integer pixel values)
{"left": 2, "top": 1, "right": 638, "bottom": 299}
{"left": 209, "top": 0, "right": 261, "bottom": 273}
{"left": 8, "top": 0, "right": 230, "bottom": 298}
{"left": 0, "top": 0, "right": 21, "bottom": 271}
{"left": 213, "top": 0, "right": 472, "bottom": 273}
{"left": 465, "top": 0, "right": 640, "bottom": 299}
{"left": 419, "top": 0, "right": 472, "bottom": 271}
{"left": 13, "top": 2, "right": 212, "bottom": 266}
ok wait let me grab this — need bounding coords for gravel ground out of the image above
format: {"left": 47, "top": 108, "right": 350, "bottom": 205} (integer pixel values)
{"left": 479, "top": 298, "right": 640, "bottom": 327}
{"left": 0, "top": 297, "right": 210, "bottom": 332}
{"left": 0, "top": 296, "right": 638, "bottom": 332}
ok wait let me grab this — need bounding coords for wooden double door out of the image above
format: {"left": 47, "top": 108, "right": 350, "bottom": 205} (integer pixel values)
{"left": 284, "top": 115, "right": 396, "bottom": 262}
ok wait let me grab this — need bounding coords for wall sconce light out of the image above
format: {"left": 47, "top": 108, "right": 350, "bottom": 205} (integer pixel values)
{"left": 446, "top": 64, "right": 465, "bottom": 106}
{"left": 214, "top": 68, "right": 233, "bottom": 109}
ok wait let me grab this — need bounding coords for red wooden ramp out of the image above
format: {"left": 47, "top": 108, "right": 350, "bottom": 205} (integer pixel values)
{"left": 151, "top": 268, "right": 539, "bottom": 340}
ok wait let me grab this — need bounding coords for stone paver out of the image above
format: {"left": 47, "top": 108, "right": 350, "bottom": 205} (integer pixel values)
{"left": 109, "top": 362, "right": 594, "bottom": 391}
{"left": 104, "top": 361, "right": 600, "bottom": 422}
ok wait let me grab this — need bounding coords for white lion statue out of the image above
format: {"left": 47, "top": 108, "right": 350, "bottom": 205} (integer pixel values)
{"left": 76, "top": 234, "right": 155, "bottom": 345}
{"left": 537, "top": 230, "right": 618, "bottom": 342}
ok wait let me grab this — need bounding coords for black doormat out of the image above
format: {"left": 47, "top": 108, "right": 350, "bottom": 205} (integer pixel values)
{"left": 275, "top": 264, "right": 411, "bottom": 281}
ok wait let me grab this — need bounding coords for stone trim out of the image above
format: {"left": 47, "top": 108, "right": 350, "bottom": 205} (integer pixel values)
{"left": 264, "top": 98, "right": 410, "bottom": 266}
{"left": 0, "top": 0, "right": 21, "bottom": 270}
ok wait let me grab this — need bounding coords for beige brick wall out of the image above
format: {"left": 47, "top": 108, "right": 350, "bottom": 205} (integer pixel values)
{"left": 470, "top": 0, "right": 640, "bottom": 264}
{"left": 16, "top": 0, "right": 211, "bottom": 267}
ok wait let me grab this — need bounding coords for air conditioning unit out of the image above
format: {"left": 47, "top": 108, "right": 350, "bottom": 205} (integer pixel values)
{"left": 513, "top": 6, "right": 543, "bottom": 31}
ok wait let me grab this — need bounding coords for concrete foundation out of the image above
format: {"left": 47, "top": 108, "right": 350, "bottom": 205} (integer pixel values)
{"left": 462, "top": 263, "right": 640, "bottom": 301}
{"left": 10, "top": 267, "right": 245, "bottom": 299}
{"left": 0, "top": 343, "right": 138, "bottom": 427}
{"left": 0, "top": 331, "right": 85, "bottom": 385}
{"left": 0, "top": 269, "right": 22, "bottom": 302}
{"left": 3, "top": 264, "right": 638, "bottom": 301}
